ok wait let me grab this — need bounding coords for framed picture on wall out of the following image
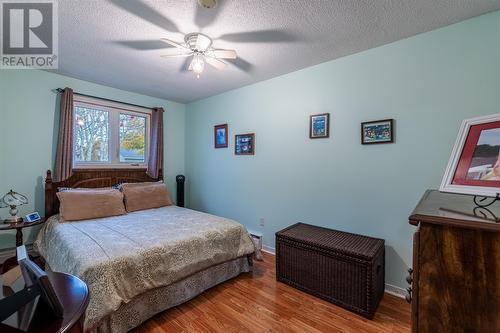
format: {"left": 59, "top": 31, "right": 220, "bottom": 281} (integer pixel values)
{"left": 309, "top": 113, "right": 330, "bottom": 139}
{"left": 440, "top": 114, "right": 500, "bottom": 197}
{"left": 235, "top": 133, "right": 255, "bottom": 155}
{"left": 214, "top": 124, "right": 228, "bottom": 148}
{"left": 361, "top": 119, "right": 394, "bottom": 144}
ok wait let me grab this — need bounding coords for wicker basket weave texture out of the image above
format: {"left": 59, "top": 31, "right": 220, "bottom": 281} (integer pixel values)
{"left": 276, "top": 223, "right": 383, "bottom": 259}
{"left": 276, "top": 223, "right": 385, "bottom": 319}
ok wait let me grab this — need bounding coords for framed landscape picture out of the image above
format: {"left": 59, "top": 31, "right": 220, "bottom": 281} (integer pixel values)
{"left": 440, "top": 114, "right": 500, "bottom": 197}
{"left": 235, "top": 133, "right": 255, "bottom": 155}
{"left": 309, "top": 113, "right": 330, "bottom": 139}
{"left": 361, "top": 119, "right": 394, "bottom": 144}
{"left": 214, "top": 124, "right": 228, "bottom": 148}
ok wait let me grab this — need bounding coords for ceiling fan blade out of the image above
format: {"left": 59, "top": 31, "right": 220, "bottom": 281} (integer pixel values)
{"left": 160, "top": 53, "right": 193, "bottom": 58}
{"left": 195, "top": 34, "right": 212, "bottom": 52}
{"left": 160, "top": 48, "right": 193, "bottom": 56}
{"left": 227, "top": 57, "right": 253, "bottom": 72}
{"left": 160, "top": 38, "right": 189, "bottom": 50}
{"left": 212, "top": 49, "right": 237, "bottom": 59}
{"left": 109, "top": 0, "right": 179, "bottom": 33}
{"left": 218, "top": 29, "right": 298, "bottom": 43}
{"left": 113, "top": 40, "right": 170, "bottom": 51}
{"left": 205, "top": 57, "right": 228, "bottom": 70}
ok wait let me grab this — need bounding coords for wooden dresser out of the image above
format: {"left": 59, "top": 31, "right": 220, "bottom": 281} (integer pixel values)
{"left": 408, "top": 190, "right": 500, "bottom": 333}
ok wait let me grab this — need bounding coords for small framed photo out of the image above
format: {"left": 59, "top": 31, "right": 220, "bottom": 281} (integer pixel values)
{"left": 361, "top": 119, "right": 394, "bottom": 144}
{"left": 235, "top": 133, "right": 255, "bottom": 155}
{"left": 214, "top": 124, "right": 228, "bottom": 148}
{"left": 440, "top": 114, "right": 500, "bottom": 197}
{"left": 309, "top": 113, "right": 330, "bottom": 139}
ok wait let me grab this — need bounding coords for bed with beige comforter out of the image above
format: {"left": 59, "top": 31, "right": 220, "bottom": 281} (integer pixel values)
{"left": 34, "top": 206, "right": 255, "bottom": 332}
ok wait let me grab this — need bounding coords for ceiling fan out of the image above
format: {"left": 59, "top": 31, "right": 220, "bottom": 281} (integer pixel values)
{"left": 159, "top": 32, "right": 237, "bottom": 78}
{"left": 110, "top": 0, "right": 298, "bottom": 78}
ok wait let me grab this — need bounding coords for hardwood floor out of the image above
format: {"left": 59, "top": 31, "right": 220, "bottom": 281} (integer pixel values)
{"left": 132, "top": 253, "right": 411, "bottom": 333}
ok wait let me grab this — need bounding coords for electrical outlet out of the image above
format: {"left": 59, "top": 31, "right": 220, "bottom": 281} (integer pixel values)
{"left": 259, "top": 218, "right": 265, "bottom": 227}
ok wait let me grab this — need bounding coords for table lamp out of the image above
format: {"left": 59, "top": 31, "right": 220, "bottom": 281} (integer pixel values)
{"left": 0, "top": 190, "right": 28, "bottom": 223}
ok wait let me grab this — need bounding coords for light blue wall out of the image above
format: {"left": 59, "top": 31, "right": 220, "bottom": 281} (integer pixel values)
{"left": 0, "top": 70, "right": 185, "bottom": 248}
{"left": 185, "top": 11, "right": 500, "bottom": 289}
{"left": 0, "top": 11, "right": 498, "bottom": 289}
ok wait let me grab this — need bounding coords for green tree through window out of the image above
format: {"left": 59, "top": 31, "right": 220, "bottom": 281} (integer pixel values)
{"left": 120, "top": 114, "right": 146, "bottom": 163}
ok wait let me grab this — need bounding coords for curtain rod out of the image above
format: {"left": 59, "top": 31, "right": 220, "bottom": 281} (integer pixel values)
{"left": 55, "top": 88, "right": 153, "bottom": 110}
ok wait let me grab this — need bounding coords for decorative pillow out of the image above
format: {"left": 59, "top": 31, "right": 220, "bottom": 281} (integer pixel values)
{"left": 56, "top": 189, "right": 126, "bottom": 221}
{"left": 121, "top": 182, "right": 173, "bottom": 212}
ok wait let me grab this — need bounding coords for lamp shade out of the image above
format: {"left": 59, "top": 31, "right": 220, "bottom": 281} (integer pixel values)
{"left": 0, "top": 190, "right": 28, "bottom": 223}
{"left": 0, "top": 190, "right": 28, "bottom": 208}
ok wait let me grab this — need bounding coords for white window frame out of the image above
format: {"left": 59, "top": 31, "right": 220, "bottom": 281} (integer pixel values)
{"left": 73, "top": 95, "right": 151, "bottom": 169}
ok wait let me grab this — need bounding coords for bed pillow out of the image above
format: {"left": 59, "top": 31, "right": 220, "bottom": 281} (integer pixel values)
{"left": 121, "top": 182, "right": 173, "bottom": 212}
{"left": 56, "top": 189, "right": 126, "bottom": 221}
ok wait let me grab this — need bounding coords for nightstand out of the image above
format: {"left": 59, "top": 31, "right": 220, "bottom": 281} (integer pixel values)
{"left": 0, "top": 218, "right": 46, "bottom": 273}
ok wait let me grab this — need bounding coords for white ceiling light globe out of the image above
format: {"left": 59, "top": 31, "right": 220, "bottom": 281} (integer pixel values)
{"left": 192, "top": 54, "right": 205, "bottom": 78}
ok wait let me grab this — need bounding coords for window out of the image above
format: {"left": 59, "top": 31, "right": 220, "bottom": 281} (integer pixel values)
{"left": 119, "top": 113, "right": 147, "bottom": 163}
{"left": 73, "top": 96, "right": 150, "bottom": 167}
{"left": 74, "top": 106, "right": 109, "bottom": 163}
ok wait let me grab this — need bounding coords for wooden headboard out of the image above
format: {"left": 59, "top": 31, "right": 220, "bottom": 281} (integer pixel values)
{"left": 45, "top": 168, "right": 162, "bottom": 218}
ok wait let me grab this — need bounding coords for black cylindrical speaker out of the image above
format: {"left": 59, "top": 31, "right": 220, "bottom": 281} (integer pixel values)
{"left": 176, "top": 175, "right": 185, "bottom": 207}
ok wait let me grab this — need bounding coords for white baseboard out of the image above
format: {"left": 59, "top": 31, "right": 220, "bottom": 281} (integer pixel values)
{"left": 262, "top": 245, "right": 275, "bottom": 255}
{"left": 384, "top": 283, "right": 406, "bottom": 298}
{"left": 260, "top": 246, "right": 406, "bottom": 298}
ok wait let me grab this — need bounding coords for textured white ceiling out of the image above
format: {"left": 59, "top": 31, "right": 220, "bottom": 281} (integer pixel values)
{"left": 52, "top": 0, "right": 500, "bottom": 103}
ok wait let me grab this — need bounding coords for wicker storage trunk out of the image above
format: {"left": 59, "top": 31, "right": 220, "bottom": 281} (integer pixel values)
{"left": 276, "top": 223, "right": 385, "bottom": 319}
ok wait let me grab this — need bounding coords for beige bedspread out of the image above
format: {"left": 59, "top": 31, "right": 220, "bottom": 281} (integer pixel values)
{"left": 34, "top": 206, "right": 255, "bottom": 331}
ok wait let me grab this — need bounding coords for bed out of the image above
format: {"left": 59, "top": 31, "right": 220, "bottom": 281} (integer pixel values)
{"left": 34, "top": 169, "right": 255, "bottom": 333}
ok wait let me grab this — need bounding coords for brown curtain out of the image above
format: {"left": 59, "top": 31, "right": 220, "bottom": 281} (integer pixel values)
{"left": 147, "top": 107, "right": 164, "bottom": 179}
{"left": 54, "top": 88, "right": 74, "bottom": 182}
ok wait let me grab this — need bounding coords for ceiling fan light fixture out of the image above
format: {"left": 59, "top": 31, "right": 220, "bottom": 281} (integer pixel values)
{"left": 191, "top": 53, "right": 205, "bottom": 78}
{"left": 159, "top": 32, "right": 237, "bottom": 78}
